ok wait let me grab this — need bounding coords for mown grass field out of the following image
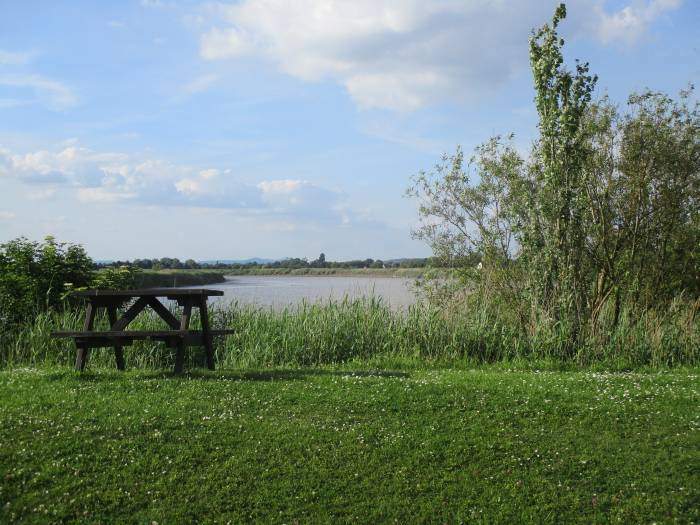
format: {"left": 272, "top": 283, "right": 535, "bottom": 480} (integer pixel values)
{"left": 1, "top": 367, "right": 697, "bottom": 523}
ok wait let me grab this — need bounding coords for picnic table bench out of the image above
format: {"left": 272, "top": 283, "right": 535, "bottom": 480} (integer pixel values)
{"left": 51, "top": 288, "right": 234, "bottom": 373}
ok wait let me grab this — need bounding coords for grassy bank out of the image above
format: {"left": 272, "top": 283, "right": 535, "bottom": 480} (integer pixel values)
{"left": 2, "top": 298, "right": 697, "bottom": 370}
{"left": 133, "top": 269, "right": 226, "bottom": 288}
{"left": 1, "top": 367, "right": 697, "bottom": 523}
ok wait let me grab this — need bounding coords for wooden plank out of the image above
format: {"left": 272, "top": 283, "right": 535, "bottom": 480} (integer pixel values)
{"left": 107, "top": 305, "right": 125, "bottom": 371}
{"left": 74, "top": 338, "right": 135, "bottom": 349}
{"left": 111, "top": 297, "right": 149, "bottom": 331}
{"left": 72, "top": 288, "right": 224, "bottom": 297}
{"left": 87, "top": 297, "right": 130, "bottom": 308}
{"left": 147, "top": 297, "right": 180, "bottom": 329}
{"left": 199, "top": 297, "right": 215, "bottom": 371}
{"left": 75, "top": 302, "right": 96, "bottom": 371}
{"left": 67, "top": 331, "right": 234, "bottom": 349}
{"left": 74, "top": 336, "right": 195, "bottom": 349}
{"left": 175, "top": 300, "right": 193, "bottom": 374}
{"left": 52, "top": 329, "right": 235, "bottom": 338}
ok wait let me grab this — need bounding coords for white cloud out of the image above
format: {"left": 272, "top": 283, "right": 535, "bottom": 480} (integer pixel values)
{"left": 201, "top": 27, "right": 253, "bottom": 60}
{"left": 199, "top": 0, "right": 683, "bottom": 111}
{"left": 77, "top": 187, "right": 137, "bottom": 203}
{"left": 0, "top": 142, "right": 358, "bottom": 225}
{"left": 257, "top": 179, "right": 304, "bottom": 194}
{"left": 26, "top": 187, "right": 57, "bottom": 200}
{"left": 595, "top": 0, "right": 682, "bottom": 44}
{"left": 258, "top": 178, "right": 346, "bottom": 221}
{"left": 0, "top": 74, "right": 77, "bottom": 111}
{"left": 0, "top": 211, "right": 15, "bottom": 220}
{"left": 0, "top": 48, "right": 77, "bottom": 111}
{"left": 1, "top": 145, "right": 125, "bottom": 184}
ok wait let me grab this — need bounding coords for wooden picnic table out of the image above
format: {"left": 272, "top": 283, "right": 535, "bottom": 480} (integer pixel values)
{"left": 51, "top": 288, "right": 234, "bottom": 373}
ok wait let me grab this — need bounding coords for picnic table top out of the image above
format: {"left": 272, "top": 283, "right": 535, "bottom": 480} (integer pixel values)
{"left": 72, "top": 288, "right": 224, "bottom": 298}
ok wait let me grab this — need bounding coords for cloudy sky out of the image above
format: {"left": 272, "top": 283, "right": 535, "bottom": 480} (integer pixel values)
{"left": 0, "top": 0, "right": 697, "bottom": 260}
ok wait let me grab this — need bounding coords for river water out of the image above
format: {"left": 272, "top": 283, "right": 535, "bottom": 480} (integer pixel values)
{"left": 196, "top": 275, "right": 418, "bottom": 310}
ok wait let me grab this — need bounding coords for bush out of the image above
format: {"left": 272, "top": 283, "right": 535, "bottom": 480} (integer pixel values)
{"left": 0, "top": 236, "right": 94, "bottom": 335}
{"left": 408, "top": 5, "right": 699, "bottom": 348}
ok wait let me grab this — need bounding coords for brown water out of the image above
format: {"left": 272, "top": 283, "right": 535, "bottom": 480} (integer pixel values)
{"left": 197, "top": 275, "right": 418, "bottom": 310}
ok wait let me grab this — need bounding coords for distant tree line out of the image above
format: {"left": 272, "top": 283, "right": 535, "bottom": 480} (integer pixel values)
{"left": 96, "top": 254, "right": 457, "bottom": 271}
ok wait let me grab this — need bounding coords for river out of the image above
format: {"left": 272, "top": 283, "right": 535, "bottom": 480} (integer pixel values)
{"left": 195, "top": 275, "right": 418, "bottom": 310}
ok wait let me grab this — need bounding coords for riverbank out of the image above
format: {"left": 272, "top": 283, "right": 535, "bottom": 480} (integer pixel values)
{"left": 123, "top": 267, "right": 432, "bottom": 286}
{"left": 1, "top": 367, "right": 697, "bottom": 523}
{"left": 133, "top": 269, "right": 227, "bottom": 288}
{"left": 220, "top": 267, "right": 432, "bottom": 278}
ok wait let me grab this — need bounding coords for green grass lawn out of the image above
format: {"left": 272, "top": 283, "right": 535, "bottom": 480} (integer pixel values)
{"left": 1, "top": 367, "right": 697, "bottom": 523}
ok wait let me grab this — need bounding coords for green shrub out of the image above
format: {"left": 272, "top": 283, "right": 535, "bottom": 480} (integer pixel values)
{"left": 0, "top": 236, "right": 93, "bottom": 335}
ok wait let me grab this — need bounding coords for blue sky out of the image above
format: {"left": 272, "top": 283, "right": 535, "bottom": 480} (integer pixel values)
{"left": 0, "top": 0, "right": 697, "bottom": 260}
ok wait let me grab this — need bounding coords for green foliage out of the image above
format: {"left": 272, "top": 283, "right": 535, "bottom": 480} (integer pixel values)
{"left": 1, "top": 368, "right": 697, "bottom": 523}
{"left": 91, "top": 266, "right": 141, "bottom": 290}
{"left": 0, "top": 236, "right": 93, "bottom": 335}
{"left": 527, "top": 2, "right": 597, "bottom": 331}
{"left": 408, "top": 4, "right": 699, "bottom": 352}
{"left": 582, "top": 89, "right": 700, "bottom": 312}
{"left": 2, "top": 298, "right": 697, "bottom": 369}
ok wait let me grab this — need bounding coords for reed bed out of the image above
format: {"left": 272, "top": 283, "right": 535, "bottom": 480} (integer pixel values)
{"left": 1, "top": 296, "right": 697, "bottom": 370}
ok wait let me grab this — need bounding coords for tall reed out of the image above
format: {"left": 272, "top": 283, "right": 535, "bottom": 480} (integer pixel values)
{"left": 1, "top": 296, "right": 697, "bottom": 370}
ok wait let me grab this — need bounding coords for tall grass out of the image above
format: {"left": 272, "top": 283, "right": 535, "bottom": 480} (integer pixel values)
{"left": 1, "top": 296, "right": 697, "bottom": 370}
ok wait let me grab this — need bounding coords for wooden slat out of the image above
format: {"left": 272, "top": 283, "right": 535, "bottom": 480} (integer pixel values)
{"left": 111, "top": 297, "right": 149, "bottom": 331}
{"left": 73, "top": 336, "right": 198, "bottom": 349}
{"left": 108, "top": 305, "right": 125, "bottom": 371}
{"left": 87, "top": 297, "right": 130, "bottom": 308}
{"left": 52, "top": 329, "right": 236, "bottom": 338}
{"left": 199, "top": 297, "right": 215, "bottom": 371}
{"left": 74, "top": 302, "right": 96, "bottom": 371}
{"left": 174, "top": 301, "right": 193, "bottom": 374}
{"left": 73, "top": 288, "right": 224, "bottom": 297}
{"left": 146, "top": 297, "right": 180, "bottom": 329}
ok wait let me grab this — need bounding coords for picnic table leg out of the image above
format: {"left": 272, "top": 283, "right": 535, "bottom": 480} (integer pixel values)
{"left": 200, "top": 298, "right": 215, "bottom": 370}
{"left": 75, "top": 302, "right": 96, "bottom": 371}
{"left": 174, "top": 301, "right": 192, "bottom": 374}
{"left": 107, "top": 305, "right": 126, "bottom": 371}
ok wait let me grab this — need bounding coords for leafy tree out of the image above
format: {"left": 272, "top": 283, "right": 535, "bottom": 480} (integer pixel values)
{"left": 525, "top": 2, "right": 597, "bottom": 335}
{"left": 408, "top": 3, "right": 699, "bottom": 347}
{"left": 310, "top": 253, "right": 327, "bottom": 268}
{"left": 91, "top": 266, "right": 141, "bottom": 291}
{"left": 581, "top": 89, "right": 700, "bottom": 320}
{"left": 0, "top": 236, "right": 93, "bottom": 332}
